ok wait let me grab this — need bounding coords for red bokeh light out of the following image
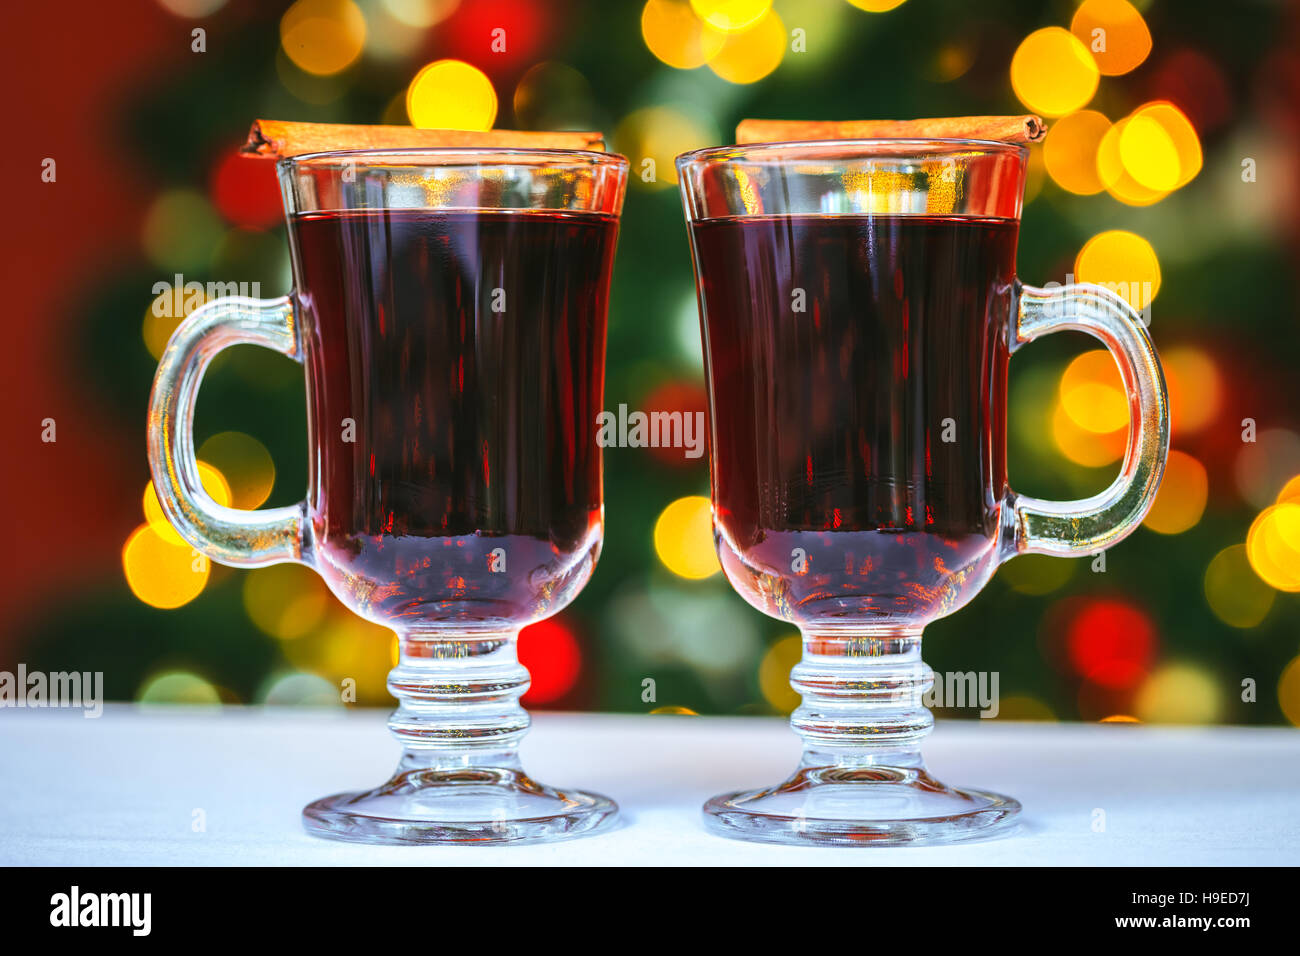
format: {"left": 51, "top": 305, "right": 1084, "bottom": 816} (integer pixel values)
{"left": 210, "top": 149, "right": 283, "bottom": 230}
{"left": 1066, "top": 599, "right": 1157, "bottom": 689}
{"left": 518, "top": 617, "right": 582, "bottom": 705}
{"left": 441, "top": 0, "right": 548, "bottom": 74}
{"left": 641, "top": 380, "right": 709, "bottom": 468}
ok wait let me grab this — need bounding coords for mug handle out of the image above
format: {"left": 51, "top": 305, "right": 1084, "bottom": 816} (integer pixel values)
{"left": 1005, "top": 282, "right": 1170, "bottom": 558}
{"left": 147, "top": 296, "right": 310, "bottom": 567}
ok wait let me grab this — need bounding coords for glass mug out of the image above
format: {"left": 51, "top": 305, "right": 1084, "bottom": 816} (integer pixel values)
{"left": 148, "top": 148, "right": 628, "bottom": 845}
{"left": 678, "top": 139, "right": 1168, "bottom": 846}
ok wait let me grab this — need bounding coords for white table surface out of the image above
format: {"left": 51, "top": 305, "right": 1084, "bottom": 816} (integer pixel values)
{"left": 2, "top": 705, "right": 1296, "bottom": 865}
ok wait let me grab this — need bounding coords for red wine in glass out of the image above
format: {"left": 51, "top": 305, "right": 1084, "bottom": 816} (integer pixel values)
{"left": 690, "top": 214, "right": 1018, "bottom": 626}
{"left": 293, "top": 208, "right": 618, "bottom": 630}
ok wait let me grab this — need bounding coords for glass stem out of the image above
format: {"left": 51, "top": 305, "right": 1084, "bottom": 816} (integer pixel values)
{"left": 791, "top": 627, "right": 932, "bottom": 767}
{"left": 387, "top": 630, "right": 529, "bottom": 772}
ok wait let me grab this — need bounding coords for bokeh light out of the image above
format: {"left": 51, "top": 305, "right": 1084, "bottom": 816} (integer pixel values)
{"left": 407, "top": 59, "right": 497, "bottom": 130}
{"left": 210, "top": 150, "right": 283, "bottom": 230}
{"left": 1052, "top": 398, "right": 1126, "bottom": 467}
{"left": 995, "top": 695, "right": 1057, "bottom": 721}
{"left": 381, "top": 0, "right": 459, "bottom": 29}
{"left": 1130, "top": 102, "right": 1202, "bottom": 189}
{"left": 123, "top": 524, "right": 210, "bottom": 609}
{"left": 758, "top": 633, "right": 801, "bottom": 713}
{"left": 1002, "top": 553, "right": 1079, "bottom": 595}
{"left": 1164, "top": 346, "right": 1221, "bottom": 434}
{"left": 513, "top": 61, "right": 597, "bottom": 130}
{"left": 1043, "top": 109, "right": 1111, "bottom": 195}
{"left": 1075, "top": 229, "right": 1161, "bottom": 311}
{"left": 653, "top": 495, "right": 720, "bottom": 579}
{"left": 1142, "top": 450, "right": 1208, "bottom": 535}
{"left": 846, "top": 0, "right": 908, "bottom": 11}
{"left": 1134, "top": 663, "right": 1222, "bottom": 724}
{"left": 143, "top": 284, "right": 206, "bottom": 361}
{"left": 156, "top": 0, "right": 227, "bottom": 17}
{"left": 142, "top": 190, "right": 224, "bottom": 271}
{"left": 196, "top": 432, "right": 275, "bottom": 511}
{"left": 143, "top": 461, "right": 231, "bottom": 547}
{"left": 1010, "top": 27, "right": 1100, "bottom": 117}
{"left": 689, "top": 0, "right": 770, "bottom": 33}
{"left": 280, "top": 0, "right": 366, "bottom": 76}
{"left": 259, "top": 672, "right": 340, "bottom": 706}
{"left": 707, "top": 9, "right": 785, "bottom": 84}
{"left": 1066, "top": 598, "right": 1156, "bottom": 689}
{"left": 615, "top": 106, "right": 718, "bottom": 189}
{"left": 1070, "top": 0, "right": 1152, "bottom": 76}
{"left": 642, "top": 0, "right": 725, "bottom": 69}
{"left": 1204, "top": 544, "right": 1275, "bottom": 628}
{"left": 1235, "top": 429, "right": 1300, "bottom": 510}
{"left": 519, "top": 618, "right": 582, "bottom": 704}
{"left": 1096, "top": 119, "right": 1168, "bottom": 206}
{"left": 1060, "top": 349, "right": 1128, "bottom": 434}
{"left": 243, "top": 563, "right": 331, "bottom": 640}
{"left": 1246, "top": 503, "right": 1300, "bottom": 592}
{"left": 137, "top": 670, "right": 221, "bottom": 705}
{"left": 1279, "top": 656, "right": 1300, "bottom": 727}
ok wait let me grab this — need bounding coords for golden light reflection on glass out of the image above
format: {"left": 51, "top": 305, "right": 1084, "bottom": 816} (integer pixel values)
{"left": 707, "top": 8, "right": 785, "bottom": 84}
{"left": 1010, "top": 27, "right": 1099, "bottom": 117}
{"left": 1204, "top": 544, "right": 1275, "bottom": 629}
{"left": 654, "top": 495, "right": 721, "bottom": 579}
{"left": 1070, "top": 0, "right": 1152, "bottom": 76}
{"left": 280, "top": 0, "right": 367, "bottom": 76}
{"left": 1142, "top": 450, "right": 1207, "bottom": 535}
{"left": 407, "top": 59, "right": 498, "bottom": 130}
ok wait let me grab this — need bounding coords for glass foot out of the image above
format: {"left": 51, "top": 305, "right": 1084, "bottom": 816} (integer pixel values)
{"left": 703, "top": 763, "right": 1020, "bottom": 847}
{"left": 303, "top": 766, "right": 618, "bottom": 846}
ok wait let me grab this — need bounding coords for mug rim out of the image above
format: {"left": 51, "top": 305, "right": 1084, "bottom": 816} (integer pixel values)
{"left": 676, "top": 137, "right": 1029, "bottom": 170}
{"left": 279, "top": 146, "right": 629, "bottom": 170}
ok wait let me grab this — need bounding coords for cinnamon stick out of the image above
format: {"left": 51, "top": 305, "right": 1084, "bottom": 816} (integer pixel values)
{"left": 735, "top": 115, "right": 1046, "bottom": 146}
{"left": 241, "top": 119, "right": 606, "bottom": 159}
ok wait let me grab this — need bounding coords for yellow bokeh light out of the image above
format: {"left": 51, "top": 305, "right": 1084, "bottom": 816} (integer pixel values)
{"left": 1100, "top": 714, "right": 1140, "bottom": 723}
{"left": 1142, "top": 450, "right": 1208, "bottom": 535}
{"left": 1052, "top": 399, "right": 1125, "bottom": 467}
{"left": 1010, "top": 27, "right": 1099, "bottom": 117}
{"left": 407, "top": 59, "right": 498, "bottom": 130}
{"left": 137, "top": 670, "right": 222, "bottom": 705}
{"left": 1043, "top": 110, "right": 1111, "bottom": 195}
{"left": 197, "top": 432, "right": 275, "bottom": 511}
{"left": 758, "top": 633, "right": 802, "bottom": 713}
{"left": 1279, "top": 656, "right": 1300, "bottom": 727}
{"left": 1131, "top": 102, "right": 1202, "bottom": 189}
{"left": 1204, "top": 544, "right": 1275, "bottom": 629}
{"left": 381, "top": 0, "right": 459, "bottom": 29}
{"left": 1002, "top": 553, "right": 1078, "bottom": 595}
{"left": 1119, "top": 113, "right": 1181, "bottom": 191}
{"left": 649, "top": 705, "right": 701, "bottom": 715}
{"left": 1134, "top": 663, "right": 1222, "bottom": 724}
{"left": 1164, "top": 346, "right": 1221, "bottom": 435}
{"left": 280, "top": 0, "right": 367, "bottom": 77}
{"left": 143, "top": 461, "right": 231, "bottom": 547}
{"left": 1070, "top": 0, "right": 1152, "bottom": 76}
{"left": 1096, "top": 118, "right": 1169, "bottom": 206}
{"left": 707, "top": 9, "right": 785, "bottom": 84}
{"left": 243, "top": 563, "right": 331, "bottom": 640}
{"left": 689, "top": 0, "right": 770, "bottom": 33}
{"left": 123, "top": 524, "right": 210, "bottom": 609}
{"left": 1276, "top": 475, "right": 1300, "bottom": 506}
{"left": 1075, "top": 229, "right": 1161, "bottom": 312}
{"left": 143, "top": 285, "right": 207, "bottom": 361}
{"left": 1246, "top": 503, "right": 1300, "bottom": 592}
{"left": 642, "top": 0, "right": 725, "bottom": 69}
{"left": 653, "top": 495, "right": 720, "bottom": 579}
{"left": 995, "top": 695, "right": 1057, "bottom": 721}
{"left": 1061, "top": 349, "right": 1128, "bottom": 434}
{"left": 615, "top": 106, "right": 717, "bottom": 189}
{"left": 847, "top": 0, "right": 908, "bottom": 11}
